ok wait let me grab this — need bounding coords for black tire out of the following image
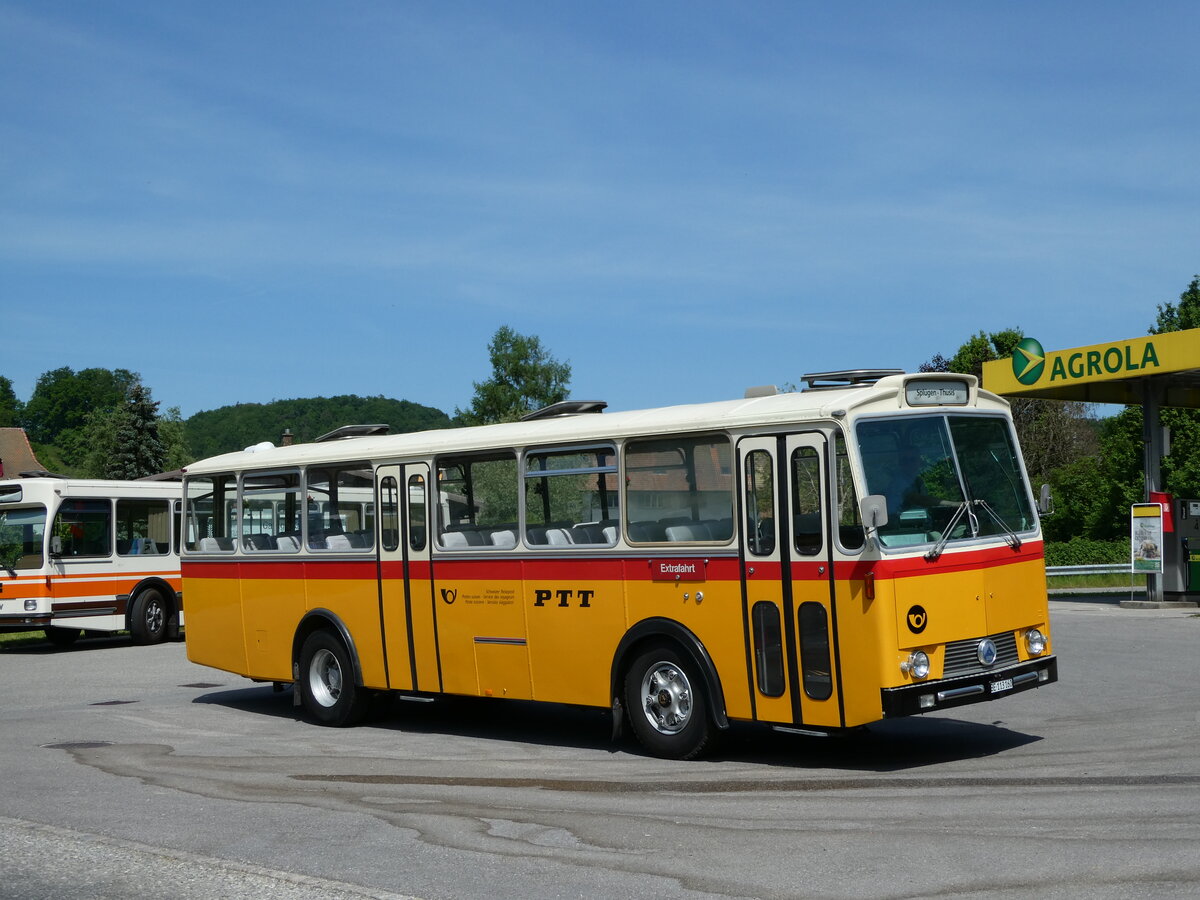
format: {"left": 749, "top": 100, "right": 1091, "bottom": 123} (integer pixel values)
{"left": 44, "top": 626, "right": 82, "bottom": 648}
{"left": 130, "top": 588, "right": 170, "bottom": 645}
{"left": 298, "top": 630, "right": 370, "bottom": 726}
{"left": 623, "top": 643, "right": 714, "bottom": 760}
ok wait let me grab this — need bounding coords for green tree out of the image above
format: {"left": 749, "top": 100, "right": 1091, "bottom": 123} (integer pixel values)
{"left": 104, "top": 382, "right": 166, "bottom": 479}
{"left": 935, "top": 328, "right": 1024, "bottom": 380}
{"left": 456, "top": 326, "right": 571, "bottom": 425}
{"left": 1151, "top": 275, "right": 1200, "bottom": 334}
{"left": 23, "top": 367, "right": 138, "bottom": 446}
{"left": 0, "top": 376, "right": 21, "bottom": 428}
{"left": 158, "top": 406, "right": 192, "bottom": 472}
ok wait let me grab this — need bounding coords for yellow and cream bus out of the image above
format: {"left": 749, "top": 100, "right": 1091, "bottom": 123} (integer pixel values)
{"left": 0, "top": 475, "right": 183, "bottom": 646}
{"left": 181, "top": 371, "right": 1056, "bottom": 758}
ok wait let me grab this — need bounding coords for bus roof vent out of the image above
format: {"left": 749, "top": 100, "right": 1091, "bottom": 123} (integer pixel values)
{"left": 314, "top": 424, "right": 391, "bottom": 442}
{"left": 800, "top": 369, "right": 905, "bottom": 391}
{"left": 521, "top": 400, "right": 607, "bottom": 421}
{"left": 744, "top": 385, "right": 779, "bottom": 398}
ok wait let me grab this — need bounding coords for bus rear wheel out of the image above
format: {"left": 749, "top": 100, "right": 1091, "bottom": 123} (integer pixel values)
{"left": 298, "top": 630, "right": 369, "bottom": 727}
{"left": 624, "top": 643, "right": 713, "bottom": 760}
{"left": 130, "top": 589, "right": 170, "bottom": 645}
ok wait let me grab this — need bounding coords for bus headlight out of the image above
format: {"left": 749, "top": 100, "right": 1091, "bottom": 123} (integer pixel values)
{"left": 24, "top": 599, "right": 38, "bottom": 611}
{"left": 901, "top": 650, "right": 930, "bottom": 680}
{"left": 1025, "top": 628, "right": 1047, "bottom": 656}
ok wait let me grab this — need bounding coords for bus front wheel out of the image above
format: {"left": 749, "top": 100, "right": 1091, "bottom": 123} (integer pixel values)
{"left": 130, "top": 589, "right": 170, "bottom": 645}
{"left": 298, "top": 630, "right": 369, "bottom": 727}
{"left": 623, "top": 643, "right": 713, "bottom": 760}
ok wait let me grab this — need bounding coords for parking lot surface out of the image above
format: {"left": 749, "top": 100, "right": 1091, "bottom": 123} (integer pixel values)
{"left": 2, "top": 597, "right": 1198, "bottom": 899}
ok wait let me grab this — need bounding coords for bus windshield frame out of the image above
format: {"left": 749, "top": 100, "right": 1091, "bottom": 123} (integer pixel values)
{"left": 0, "top": 504, "right": 47, "bottom": 571}
{"left": 856, "top": 412, "right": 1036, "bottom": 551}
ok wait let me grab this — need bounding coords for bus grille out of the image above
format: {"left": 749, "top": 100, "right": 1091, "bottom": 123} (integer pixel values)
{"left": 942, "top": 632, "right": 1019, "bottom": 678}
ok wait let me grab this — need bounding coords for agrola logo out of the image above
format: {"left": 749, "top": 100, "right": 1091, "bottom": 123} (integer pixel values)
{"left": 1012, "top": 337, "right": 1046, "bottom": 386}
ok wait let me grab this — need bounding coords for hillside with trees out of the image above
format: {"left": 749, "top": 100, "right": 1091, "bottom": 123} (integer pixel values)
{"left": 184, "top": 396, "right": 451, "bottom": 459}
{"left": 0, "top": 370, "right": 451, "bottom": 477}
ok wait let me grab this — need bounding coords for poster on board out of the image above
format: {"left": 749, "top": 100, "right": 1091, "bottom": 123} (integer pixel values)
{"left": 1131, "top": 503, "right": 1164, "bottom": 573}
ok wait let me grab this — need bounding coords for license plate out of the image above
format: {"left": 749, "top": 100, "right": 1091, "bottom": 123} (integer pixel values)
{"left": 990, "top": 678, "right": 1014, "bottom": 694}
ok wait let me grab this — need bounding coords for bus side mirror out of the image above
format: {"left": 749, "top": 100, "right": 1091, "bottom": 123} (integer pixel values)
{"left": 50, "top": 535, "right": 63, "bottom": 557}
{"left": 1038, "top": 484, "right": 1054, "bottom": 516}
{"left": 860, "top": 494, "right": 889, "bottom": 531}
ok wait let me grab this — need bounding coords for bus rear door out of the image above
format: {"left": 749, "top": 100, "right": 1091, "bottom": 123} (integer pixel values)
{"left": 378, "top": 464, "right": 441, "bottom": 692}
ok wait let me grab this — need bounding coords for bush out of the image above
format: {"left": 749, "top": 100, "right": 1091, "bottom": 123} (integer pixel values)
{"left": 1044, "top": 538, "right": 1127, "bottom": 567}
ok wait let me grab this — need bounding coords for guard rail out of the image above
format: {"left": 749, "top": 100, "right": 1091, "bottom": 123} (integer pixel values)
{"left": 1045, "top": 564, "right": 1127, "bottom": 577}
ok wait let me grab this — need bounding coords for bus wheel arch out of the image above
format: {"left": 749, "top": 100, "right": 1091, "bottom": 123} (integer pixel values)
{"left": 128, "top": 580, "right": 179, "bottom": 645}
{"left": 612, "top": 619, "right": 728, "bottom": 759}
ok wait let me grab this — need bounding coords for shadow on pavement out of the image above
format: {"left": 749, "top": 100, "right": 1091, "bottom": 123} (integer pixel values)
{"left": 192, "top": 682, "right": 1041, "bottom": 771}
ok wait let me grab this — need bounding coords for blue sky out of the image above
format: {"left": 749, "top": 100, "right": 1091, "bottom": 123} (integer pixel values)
{"left": 3, "top": 1, "right": 1198, "bottom": 420}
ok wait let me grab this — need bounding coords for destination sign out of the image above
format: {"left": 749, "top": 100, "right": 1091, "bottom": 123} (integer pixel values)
{"left": 905, "top": 380, "right": 969, "bottom": 406}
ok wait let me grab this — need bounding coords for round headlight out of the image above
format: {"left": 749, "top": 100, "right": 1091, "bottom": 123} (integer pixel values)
{"left": 1025, "top": 628, "right": 1047, "bottom": 656}
{"left": 902, "top": 650, "right": 930, "bottom": 680}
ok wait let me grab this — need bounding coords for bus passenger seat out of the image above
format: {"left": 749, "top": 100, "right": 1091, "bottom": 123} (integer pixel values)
{"left": 489, "top": 529, "right": 517, "bottom": 549}
{"left": 546, "top": 528, "right": 574, "bottom": 546}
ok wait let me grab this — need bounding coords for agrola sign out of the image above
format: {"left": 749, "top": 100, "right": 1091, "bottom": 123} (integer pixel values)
{"left": 983, "top": 329, "right": 1200, "bottom": 405}
{"left": 1011, "top": 336, "right": 1161, "bottom": 387}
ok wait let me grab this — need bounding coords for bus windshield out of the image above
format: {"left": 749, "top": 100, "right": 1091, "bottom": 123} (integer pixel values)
{"left": 857, "top": 414, "right": 1034, "bottom": 549}
{"left": 0, "top": 505, "right": 47, "bottom": 570}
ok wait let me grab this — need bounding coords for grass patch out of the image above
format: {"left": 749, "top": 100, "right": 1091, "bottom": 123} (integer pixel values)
{"left": 0, "top": 629, "right": 52, "bottom": 650}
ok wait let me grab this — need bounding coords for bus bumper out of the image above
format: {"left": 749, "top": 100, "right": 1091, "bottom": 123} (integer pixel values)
{"left": 880, "top": 656, "right": 1058, "bottom": 718}
{"left": 0, "top": 612, "right": 52, "bottom": 628}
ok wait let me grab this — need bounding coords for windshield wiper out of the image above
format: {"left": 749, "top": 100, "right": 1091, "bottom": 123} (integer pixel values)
{"left": 925, "top": 501, "right": 973, "bottom": 561}
{"left": 925, "top": 499, "right": 1022, "bottom": 561}
{"left": 975, "top": 499, "right": 1022, "bottom": 551}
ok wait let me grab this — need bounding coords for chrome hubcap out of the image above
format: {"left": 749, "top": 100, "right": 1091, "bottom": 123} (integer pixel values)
{"left": 640, "top": 662, "right": 692, "bottom": 734}
{"left": 309, "top": 648, "right": 342, "bottom": 708}
{"left": 144, "top": 600, "right": 163, "bottom": 634}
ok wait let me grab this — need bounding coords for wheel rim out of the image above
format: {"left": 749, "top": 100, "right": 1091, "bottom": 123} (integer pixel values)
{"left": 308, "top": 648, "right": 342, "bottom": 708}
{"left": 639, "top": 661, "right": 693, "bottom": 735}
{"left": 144, "top": 599, "right": 164, "bottom": 635}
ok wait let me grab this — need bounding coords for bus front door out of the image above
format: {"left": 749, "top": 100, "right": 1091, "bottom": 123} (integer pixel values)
{"left": 377, "top": 464, "right": 441, "bottom": 693}
{"left": 738, "top": 434, "right": 843, "bottom": 730}
{"left": 784, "top": 433, "right": 843, "bottom": 729}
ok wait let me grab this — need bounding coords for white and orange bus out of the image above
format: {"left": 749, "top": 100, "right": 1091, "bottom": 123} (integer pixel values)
{"left": 0, "top": 475, "right": 183, "bottom": 646}
{"left": 181, "top": 371, "right": 1056, "bottom": 758}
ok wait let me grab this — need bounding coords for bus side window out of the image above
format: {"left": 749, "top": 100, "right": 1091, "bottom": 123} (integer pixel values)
{"left": 835, "top": 431, "right": 864, "bottom": 552}
{"left": 185, "top": 473, "right": 236, "bottom": 552}
{"left": 436, "top": 454, "right": 516, "bottom": 550}
{"left": 52, "top": 499, "right": 112, "bottom": 557}
{"left": 791, "top": 447, "right": 822, "bottom": 556}
{"left": 306, "top": 465, "right": 375, "bottom": 551}
{"left": 116, "top": 498, "right": 171, "bottom": 555}
{"left": 745, "top": 449, "right": 775, "bottom": 556}
{"left": 523, "top": 445, "right": 618, "bottom": 548}
{"left": 624, "top": 434, "right": 733, "bottom": 544}
{"left": 408, "top": 474, "right": 426, "bottom": 551}
{"left": 380, "top": 477, "right": 400, "bottom": 552}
